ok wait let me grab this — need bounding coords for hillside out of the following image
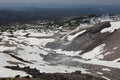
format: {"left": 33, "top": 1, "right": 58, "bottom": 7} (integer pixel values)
{"left": 0, "top": 20, "right": 120, "bottom": 80}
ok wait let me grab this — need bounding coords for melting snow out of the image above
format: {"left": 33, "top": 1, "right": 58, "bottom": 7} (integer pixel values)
{"left": 54, "top": 49, "right": 82, "bottom": 56}
{"left": 81, "top": 44, "right": 105, "bottom": 60}
{"left": 102, "top": 68, "right": 111, "bottom": 71}
{"left": 0, "top": 53, "right": 31, "bottom": 77}
{"left": 67, "top": 30, "right": 86, "bottom": 41}
{"left": 1, "top": 22, "right": 120, "bottom": 78}
{"left": 104, "top": 52, "right": 114, "bottom": 56}
{"left": 24, "top": 38, "right": 54, "bottom": 46}
{"left": 0, "top": 46, "right": 16, "bottom": 52}
{"left": 73, "top": 59, "right": 120, "bottom": 69}
{"left": 0, "top": 29, "right": 88, "bottom": 77}
{"left": 101, "top": 21, "right": 120, "bottom": 33}
{"left": 113, "top": 46, "right": 119, "bottom": 50}
{"left": 113, "top": 58, "right": 120, "bottom": 62}
{"left": 97, "top": 72, "right": 103, "bottom": 75}
{"left": 102, "top": 76, "right": 111, "bottom": 80}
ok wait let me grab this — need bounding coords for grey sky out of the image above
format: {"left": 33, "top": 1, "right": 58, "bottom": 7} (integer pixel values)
{"left": 0, "top": 0, "right": 120, "bottom": 5}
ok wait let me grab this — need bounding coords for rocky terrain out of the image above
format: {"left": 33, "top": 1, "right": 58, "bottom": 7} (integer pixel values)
{"left": 1, "top": 66, "right": 106, "bottom": 80}
{"left": 0, "top": 19, "right": 120, "bottom": 80}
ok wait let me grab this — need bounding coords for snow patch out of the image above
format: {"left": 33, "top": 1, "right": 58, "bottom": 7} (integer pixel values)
{"left": 101, "top": 21, "right": 120, "bottom": 33}
{"left": 113, "top": 58, "right": 120, "bottom": 62}
{"left": 54, "top": 49, "right": 82, "bottom": 56}
{"left": 81, "top": 44, "right": 105, "bottom": 60}
{"left": 97, "top": 72, "right": 103, "bottom": 75}
{"left": 67, "top": 30, "right": 86, "bottom": 41}
{"left": 24, "top": 38, "right": 54, "bottom": 46}
{"left": 104, "top": 52, "right": 113, "bottom": 56}
{"left": 102, "top": 68, "right": 111, "bottom": 72}
{"left": 113, "top": 46, "right": 119, "bottom": 50}
{"left": 0, "top": 46, "right": 16, "bottom": 52}
{"left": 74, "top": 59, "right": 120, "bottom": 69}
{"left": 102, "top": 76, "right": 111, "bottom": 80}
{"left": 0, "top": 53, "right": 31, "bottom": 77}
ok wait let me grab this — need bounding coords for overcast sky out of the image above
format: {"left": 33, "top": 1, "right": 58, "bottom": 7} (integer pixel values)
{"left": 0, "top": 0, "right": 120, "bottom": 5}
{"left": 0, "top": 0, "right": 120, "bottom": 8}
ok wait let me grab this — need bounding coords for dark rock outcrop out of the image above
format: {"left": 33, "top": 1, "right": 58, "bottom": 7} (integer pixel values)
{"left": 4, "top": 66, "right": 106, "bottom": 80}
{"left": 46, "top": 21, "right": 111, "bottom": 54}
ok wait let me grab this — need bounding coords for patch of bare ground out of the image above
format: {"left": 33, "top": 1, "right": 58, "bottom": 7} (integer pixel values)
{"left": 9, "top": 54, "right": 32, "bottom": 64}
{"left": 4, "top": 53, "right": 32, "bottom": 64}
{"left": 45, "top": 21, "right": 111, "bottom": 52}
{"left": 0, "top": 41, "right": 16, "bottom": 47}
{"left": 78, "top": 62, "right": 120, "bottom": 80}
{"left": 27, "top": 36, "right": 54, "bottom": 39}
{"left": 45, "top": 21, "right": 120, "bottom": 61}
{"left": 6, "top": 61, "right": 25, "bottom": 65}
{"left": 4, "top": 66, "right": 106, "bottom": 80}
{"left": 42, "top": 53, "right": 120, "bottom": 80}
{"left": 102, "top": 28, "right": 120, "bottom": 61}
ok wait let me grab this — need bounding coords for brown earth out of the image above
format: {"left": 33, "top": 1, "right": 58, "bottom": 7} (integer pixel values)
{"left": 46, "top": 21, "right": 120, "bottom": 61}
{"left": 3, "top": 66, "right": 106, "bottom": 80}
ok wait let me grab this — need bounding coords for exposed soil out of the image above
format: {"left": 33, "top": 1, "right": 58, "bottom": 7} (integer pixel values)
{"left": 5, "top": 53, "right": 32, "bottom": 64}
{"left": 42, "top": 53, "right": 120, "bottom": 80}
{"left": 4, "top": 66, "right": 106, "bottom": 80}
{"left": 46, "top": 21, "right": 111, "bottom": 52}
{"left": 45, "top": 21, "right": 120, "bottom": 61}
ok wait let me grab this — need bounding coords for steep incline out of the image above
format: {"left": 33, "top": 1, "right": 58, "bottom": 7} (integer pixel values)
{"left": 46, "top": 21, "right": 120, "bottom": 61}
{"left": 1, "top": 21, "right": 120, "bottom": 80}
{"left": 46, "top": 21, "right": 110, "bottom": 51}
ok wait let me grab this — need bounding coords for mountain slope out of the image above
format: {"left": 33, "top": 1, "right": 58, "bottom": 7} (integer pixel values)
{"left": 1, "top": 21, "right": 120, "bottom": 80}
{"left": 46, "top": 21, "right": 120, "bottom": 61}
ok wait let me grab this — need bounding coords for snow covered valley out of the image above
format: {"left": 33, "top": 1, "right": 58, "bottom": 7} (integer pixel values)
{"left": 0, "top": 21, "right": 120, "bottom": 80}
